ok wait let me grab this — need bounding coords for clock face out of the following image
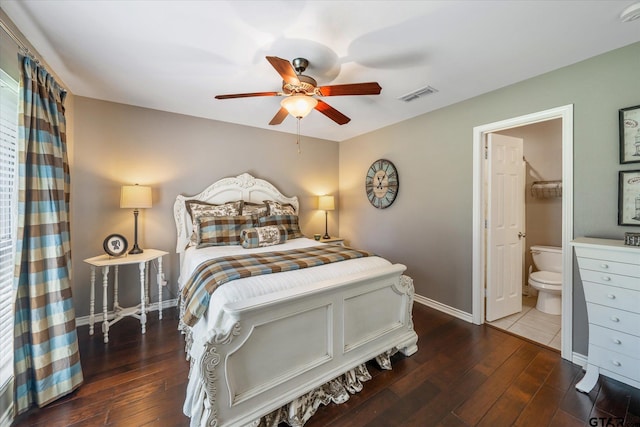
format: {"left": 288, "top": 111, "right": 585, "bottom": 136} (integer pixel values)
{"left": 365, "top": 159, "right": 399, "bottom": 209}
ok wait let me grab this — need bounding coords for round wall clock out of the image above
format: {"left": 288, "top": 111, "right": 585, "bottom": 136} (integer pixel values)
{"left": 365, "top": 159, "right": 399, "bottom": 209}
{"left": 103, "top": 234, "right": 128, "bottom": 257}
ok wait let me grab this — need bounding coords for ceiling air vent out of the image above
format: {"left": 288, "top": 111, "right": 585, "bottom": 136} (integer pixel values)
{"left": 398, "top": 85, "right": 438, "bottom": 102}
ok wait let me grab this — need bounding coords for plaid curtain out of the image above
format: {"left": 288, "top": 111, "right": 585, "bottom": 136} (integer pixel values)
{"left": 13, "top": 55, "right": 83, "bottom": 414}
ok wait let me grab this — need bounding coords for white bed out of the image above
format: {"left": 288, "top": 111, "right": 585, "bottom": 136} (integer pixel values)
{"left": 174, "top": 173, "right": 418, "bottom": 427}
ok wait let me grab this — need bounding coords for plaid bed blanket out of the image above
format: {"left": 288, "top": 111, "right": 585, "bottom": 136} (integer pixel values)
{"left": 180, "top": 245, "right": 373, "bottom": 327}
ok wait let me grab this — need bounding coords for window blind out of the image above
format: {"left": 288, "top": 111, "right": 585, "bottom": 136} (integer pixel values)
{"left": 0, "top": 68, "right": 18, "bottom": 389}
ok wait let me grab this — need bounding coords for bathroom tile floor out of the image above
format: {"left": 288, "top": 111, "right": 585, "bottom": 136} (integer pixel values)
{"left": 487, "top": 294, "right": 561, "bottom": 351}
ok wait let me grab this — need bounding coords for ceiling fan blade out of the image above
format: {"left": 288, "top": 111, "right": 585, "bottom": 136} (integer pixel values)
{"left": 315, "top": 99, "right": 351, "bottom": 125}
{"left": 215, "top": 92, "right": 280, "bottom": 99}
{"left": 269, "top": 107, "right": 289, "bottom": 125}
{"left": 317, "top": 82, "right": 382, "bottom": 96}
{"left": 266, "top": 56, "right": 300, "bottom": 86}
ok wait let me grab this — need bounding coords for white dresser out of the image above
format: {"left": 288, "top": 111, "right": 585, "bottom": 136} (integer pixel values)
{"left": 572, "top": 237, "right": 640, "bottom": 393}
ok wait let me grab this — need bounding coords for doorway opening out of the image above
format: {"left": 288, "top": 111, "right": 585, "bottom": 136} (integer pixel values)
{"left": 471, "top": 105, "right": 574, "bottom": 361}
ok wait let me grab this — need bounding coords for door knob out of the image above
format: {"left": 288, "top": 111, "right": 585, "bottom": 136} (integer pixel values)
{"left": 518, "top": 232, "right": 526, "bottom": 239}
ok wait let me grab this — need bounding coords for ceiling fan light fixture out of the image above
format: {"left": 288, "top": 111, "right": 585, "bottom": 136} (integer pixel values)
{"left": 620, "top": 2, "right": 640, "bottom": 22}
{"left": 281, "top": 94, "right": 318, "bottom": 119}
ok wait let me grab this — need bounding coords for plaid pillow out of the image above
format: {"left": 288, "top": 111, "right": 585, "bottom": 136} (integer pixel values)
{"left": 196, "top": 215, "right": 254, "bottom": 248}
{"left": 258, "top": 214, "right": 303, "bottom": 239}
{"left": 240, "top": 225, "right": 288, "bottom": 249}
{"left": 186, "top": 200, "right": 243, "bottom": 246}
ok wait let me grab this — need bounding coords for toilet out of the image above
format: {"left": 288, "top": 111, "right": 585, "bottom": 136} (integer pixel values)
{"left": 528, "top": 245, "right": 562, "bottom": 315}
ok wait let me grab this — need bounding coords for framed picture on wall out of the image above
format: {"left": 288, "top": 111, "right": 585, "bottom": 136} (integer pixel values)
{"left": 618, "top": 170, "right": 640, "bottom": 226}
{"left": 620, "top": 105, "right": 640, "bottom": 164}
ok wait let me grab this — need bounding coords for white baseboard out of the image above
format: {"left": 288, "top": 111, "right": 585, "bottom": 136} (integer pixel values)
{"left": 571, "top": 352, "right": 588, "bottom": 369}
{"left": 414, "top": 293, "right": 474, "bottom": 323}
{"left": 75, "top": 298, "right": 178, "bottom": 327}
{"left": 77, "top": 295, "right": 588, "bottom": 368}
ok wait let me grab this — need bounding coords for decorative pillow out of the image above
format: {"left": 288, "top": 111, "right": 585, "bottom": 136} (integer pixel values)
{"left": 242, "top": 202, "right": 268, "bottom": 220}
{"left": 264, "top": 200, "right": 296, "bottom": 216}
{"left": 196, "top": 215, "right": 254, "bottom": 248}
{"left": 240, "top": 225, "right": 288, "bottom": 249}
{"left": 185, "top": 200, "right": 243, "bottom": 246}
{"left": 258, "top": 214, "right": 303, "bottom": 239}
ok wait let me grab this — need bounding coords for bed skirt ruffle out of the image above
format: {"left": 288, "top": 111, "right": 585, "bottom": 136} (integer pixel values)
{"left": 255, "top": 348, "right": 397, "bottom": 427}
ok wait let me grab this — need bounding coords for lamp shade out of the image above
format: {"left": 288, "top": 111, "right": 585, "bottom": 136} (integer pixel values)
{"left": 281, "top": 94, "right": 318, "bottom": 119}
{"left": 318, "top": 195, "right": 335, "bottom": 211}
{"left": 120, "top": 185, "right": 152, "bottom": 209}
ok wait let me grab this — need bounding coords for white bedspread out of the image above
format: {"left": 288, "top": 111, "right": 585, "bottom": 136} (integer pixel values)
{"left": 179, "top": 238, "right": 392, "bottom": 339}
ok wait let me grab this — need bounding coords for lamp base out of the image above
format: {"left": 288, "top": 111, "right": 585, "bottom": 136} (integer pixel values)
{"left": 323, "top": 210, "right": 330, "bottom": 240}
{"left": 129, "top": 244, "right": 143, "bottom": 255}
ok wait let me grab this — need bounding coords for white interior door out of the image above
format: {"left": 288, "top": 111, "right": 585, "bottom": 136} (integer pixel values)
{"left": 486, "top": 133, "right": 524, "bottom": 322}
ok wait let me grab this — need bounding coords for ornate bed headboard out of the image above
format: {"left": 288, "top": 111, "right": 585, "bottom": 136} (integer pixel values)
{"left": 173, "top": 173, "right": 299, "bottom": 254}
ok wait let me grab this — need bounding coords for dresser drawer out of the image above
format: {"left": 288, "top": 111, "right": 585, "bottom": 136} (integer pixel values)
{"left": 579, "top": 269, "right": 640, "bottom": 291}
{"left": 587, "top": 302, "right": 640, "bottom": 335}
{"left": 588, "top": 344, "right": 640, "bottom": 382}
{"left": 583, "top": 282, "right": 640, "bottom": 313}
{"left": 575, "top": 245, "right": 640, "bottom": 265}
{"left": 589, "top": 324, "right": 640, "bottom": 357}
{"left": 577, "top": 257, "right": 640, "bottom": 278}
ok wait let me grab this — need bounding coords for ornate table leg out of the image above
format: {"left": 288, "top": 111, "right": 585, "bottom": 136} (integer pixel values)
{"left": 114, "top": 265, "right": 119, "bottom": 311}
{"left": 89, "top": 266, "right": 96, "bottom": 335}
{"left": 145, "top": 261, "right": 150, "bottom": 308}
{"left": 158, "top": 256, "right": 164, "bottom": 320}
{"left": 102, "top": 266, "right": 110, "bottom": 344}
{"left": 139, "top": 261, "right": 147, "bottom": 334}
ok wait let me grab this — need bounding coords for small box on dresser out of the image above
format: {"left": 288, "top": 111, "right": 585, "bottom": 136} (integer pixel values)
{"left": 571, "top": 237, "right": 640, "bottom": 393}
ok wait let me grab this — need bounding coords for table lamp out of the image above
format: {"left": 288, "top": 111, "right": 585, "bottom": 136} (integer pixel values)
{"left": 318, "top": 195, "right": 335, "bottom": 239}
{"left": 120, "top": 184, "right": 152, "bottom": 254}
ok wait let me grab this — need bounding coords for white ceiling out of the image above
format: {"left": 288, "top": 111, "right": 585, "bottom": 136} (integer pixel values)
{"left": 2, "top": 1, "right": 639, "bottom": 141}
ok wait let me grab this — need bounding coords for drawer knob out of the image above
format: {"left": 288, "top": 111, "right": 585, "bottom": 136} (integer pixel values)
{"left": 602, "top": 276, "right": 611, "bottom": 282}
{"left": 607, "top": 294, "right": 616, "bottom": 299}
{"left": 612, "top": 361, "right": 622, "bottom": 367}
{"left": 611, "top": 316, "right": 620, "bottom": 323}
{"left": 613, "top": 338, "right": 622, "bottom": 345}
{"left": 600, "top": 263, "right": 609, "bottom": 269}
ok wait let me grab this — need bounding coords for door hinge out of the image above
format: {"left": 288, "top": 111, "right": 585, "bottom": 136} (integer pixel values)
{"left": 484, "top": 219, "right": 488, "bottom": 229}
{"left": 484, "top": 146, "right": 488, "bottom": 159}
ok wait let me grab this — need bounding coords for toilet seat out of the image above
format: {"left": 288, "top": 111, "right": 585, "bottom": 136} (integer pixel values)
{"left": 529, "top": 271, "right": 561, "bottom": 286}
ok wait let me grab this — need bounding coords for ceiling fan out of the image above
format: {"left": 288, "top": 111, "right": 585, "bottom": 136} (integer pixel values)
{"left": 215, "top": 56, "right": 382, "bottom": 125}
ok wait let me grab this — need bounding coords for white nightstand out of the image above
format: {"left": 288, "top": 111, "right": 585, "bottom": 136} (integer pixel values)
{"left": 320, "top": 237, "right": 345, "bottom": 246}
{"left": 84, "top": 249, "right": 168, "bottom": 343}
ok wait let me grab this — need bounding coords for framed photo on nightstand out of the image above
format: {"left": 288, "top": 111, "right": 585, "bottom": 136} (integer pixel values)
{"left": 103, "top": 234, "right": 128, "bottom": 257}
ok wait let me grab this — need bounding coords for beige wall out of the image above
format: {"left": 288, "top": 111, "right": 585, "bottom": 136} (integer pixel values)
{"left": 339, "top": 41, "right": 640, "bottom": 355}
{"left": 71, "top": 97, "right": 339, "bottom": 317}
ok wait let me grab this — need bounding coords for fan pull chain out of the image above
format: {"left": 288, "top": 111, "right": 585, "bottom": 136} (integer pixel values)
{"left": 296, "top": 118, "right": 302, "bottom": 154}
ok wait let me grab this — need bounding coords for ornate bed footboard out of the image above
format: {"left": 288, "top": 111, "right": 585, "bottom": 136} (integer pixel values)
{"left": 189, "top": 265, "right": 418, "bottom": 427}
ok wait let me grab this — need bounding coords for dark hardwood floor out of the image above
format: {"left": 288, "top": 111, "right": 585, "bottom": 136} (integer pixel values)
{"left": 12, "top": 304, "right": 640, "bottom": 427}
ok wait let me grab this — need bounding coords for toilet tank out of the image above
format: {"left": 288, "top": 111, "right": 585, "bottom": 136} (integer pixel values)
{"left": 530, "top": 245, "right": 562, "bottom": 273}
